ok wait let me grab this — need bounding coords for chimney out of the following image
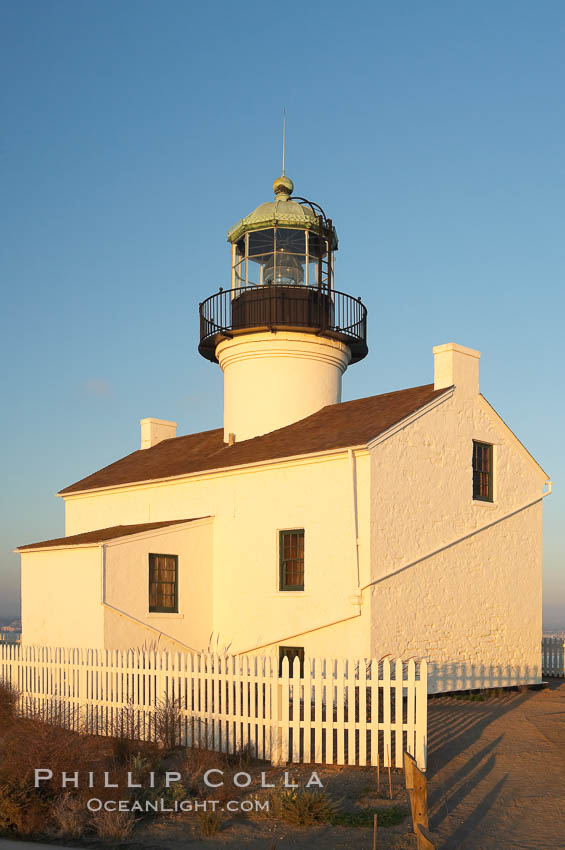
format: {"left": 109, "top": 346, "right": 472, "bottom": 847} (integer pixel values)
{"left": 140, "top": 418, "right": 177, "bottom": 450}
{"left": 433, "top": 342, "right": 480, "bottom": 395}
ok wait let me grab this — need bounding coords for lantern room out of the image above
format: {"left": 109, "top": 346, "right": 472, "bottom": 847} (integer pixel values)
{"left": 230, "top": 175, "right": 335, "bottom": 290}
{"left": 198, "top": 175, "right": 368, "bottom": 365}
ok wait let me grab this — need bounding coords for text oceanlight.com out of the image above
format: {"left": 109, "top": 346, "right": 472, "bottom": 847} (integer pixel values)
{"left": 86, "top": 798, "right": 269, "bottom": 813}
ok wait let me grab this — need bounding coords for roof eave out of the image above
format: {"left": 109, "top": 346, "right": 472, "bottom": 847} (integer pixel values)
{"left": 16, "top": 517, "right": 213, "bottom": 554}
{"left": 227, "top": 216, "right": 323, "bottom": 245}
{"left": 57, "top": 444, "right": 371, "bottom": 499}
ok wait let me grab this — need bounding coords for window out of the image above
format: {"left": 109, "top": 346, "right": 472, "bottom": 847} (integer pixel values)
{"left": 279, "top": 646, "right": 304, "bottom": 677}
{"left": 473, "top": 441, "right": 493, "bottom": 502}
{"left": 148, "top": 554, "right": 178, "bottom": 612}
{"left": 279, "top": 529, "right": 304, "bottom": 591}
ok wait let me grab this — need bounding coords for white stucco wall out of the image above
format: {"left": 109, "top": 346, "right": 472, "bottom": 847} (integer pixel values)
{"left": 21, "top": 547, "right": 104, "bottom": 647}
{"left": 369, "top": 390, "right": 546, "bottom": 691}
{"left": 102, "top": 519, "right": 213, "bottom": 652}
{"left": 62, "top": 452, "right": 371, "bottom": 658}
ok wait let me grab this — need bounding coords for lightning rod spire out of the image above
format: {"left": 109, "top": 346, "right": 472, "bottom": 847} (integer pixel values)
{"left": 282, "top": 109, "right": 286, "bottom": 176}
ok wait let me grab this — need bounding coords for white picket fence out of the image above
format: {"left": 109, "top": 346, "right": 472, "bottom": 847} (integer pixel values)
{"left": 0, "top": 645, "right": 428, "bottom": 769}
{"left": 542, "top": 637, "right": 565, "bottom": 677}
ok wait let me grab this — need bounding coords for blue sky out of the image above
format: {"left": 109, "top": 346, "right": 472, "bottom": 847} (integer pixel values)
{"left": 1, "top": 1, "right": 563, "bottom": 626}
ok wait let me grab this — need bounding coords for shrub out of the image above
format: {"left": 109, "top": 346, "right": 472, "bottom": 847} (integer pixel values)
{"left": 178, "top": 745, "right": 222, "bottom": 797}
{"left": 226, "top": 742, "right": 254, "bottom": 766}
{"left": 90, "top": 808, "right": 136, "bottom": 840}
{"left": 154, "top": 697, "right": 185, "bottom": 749}
{"left": 0, "top": 680, "right": 19, "bottom": 725}
{"left": 127, "top": 751, "right": 154, "bottom": 784}
{"left": 131, "top": 776, "right": 189, "bottom": 809}
{"left": 51, "top": 792, "right": 87, "bottom": 837}
{"left": 0, "top": 780, "right": 50, "bottom": 836}
{"left": 116, "top": 700, "right": 142, "bottom": 739}
{"left": 0, "top": 783, "right": 26, "bottom": 833}
{"left": 269, "top": 788, "right": 339, "bottom": 825}
{"left": 197, "top": 808, "right": 223, "bottom": 836}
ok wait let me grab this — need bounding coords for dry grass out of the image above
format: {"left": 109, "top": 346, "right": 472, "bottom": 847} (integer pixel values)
{"left": 0, "top": 693, "right": 143, "bottom": 839}
{"left": 154, "top": 695, "right": 186, "bottom": 749}
{"left": 90, "top": 808, "right": 136, "bottom": 840}
{"left": 197, "top": 808, "right": 223, "bottom": 836}
{"left": 0, "top": 780, "right": 51, "bottom": 836}
{"left": 226, "top": 741, "right": 255, "bottom": 766}
{"left": 1, "top": 687, "right": 363, "bottom": 843}
{"left": 172, "top": 744, "right": 230, "bottom": 798}
{"left": 51, "top": 793, "right": 88, "bottom": 837}
{"left": 0, "top": 715, "right": 109, "bottom": 794}
{"left": 0, "top": 680, "right": 19, "bottom": 725}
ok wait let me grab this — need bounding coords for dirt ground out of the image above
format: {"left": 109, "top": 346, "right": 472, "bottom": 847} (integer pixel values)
{"left": 102, "top": 762, "right": 414, "bottom": 849}
{"left": 427, "top": 679, "right": 565, "bottom": 849}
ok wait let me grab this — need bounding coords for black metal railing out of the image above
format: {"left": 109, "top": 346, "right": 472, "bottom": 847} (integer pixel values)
{"left": 198, "top": 284, "right": 367, "bottom": 364}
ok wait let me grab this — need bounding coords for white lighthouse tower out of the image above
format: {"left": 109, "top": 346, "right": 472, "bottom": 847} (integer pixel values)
{"left": 198, "top": 175, "right": 368, "bottom": 442}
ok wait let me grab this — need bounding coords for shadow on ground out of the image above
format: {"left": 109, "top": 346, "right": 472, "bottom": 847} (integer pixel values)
{"left": 427, "top": 680, "right": 565, "bottom": 849}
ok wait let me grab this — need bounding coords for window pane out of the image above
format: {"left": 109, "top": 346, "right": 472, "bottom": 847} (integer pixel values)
{"left": 472, "top": 441, "right": 493, "bottom": 501}
{"left": 280, "top": 530, "right": 304, "bottom": 590}
{"left": 276, "top": 228, "right": 306, "bottom": 254}
{"left": 149, "top": 554, "right": 178, "bottom": 611}
{"left": 248, "top": 229, "right": 275, "bottom": 258}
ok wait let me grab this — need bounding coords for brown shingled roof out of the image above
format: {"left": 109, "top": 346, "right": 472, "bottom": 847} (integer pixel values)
{"left": 17, "top": 518, "right": 208, "bottom": 552}
{"left": 59, "top": 384, "right": 449, "bottom": 496}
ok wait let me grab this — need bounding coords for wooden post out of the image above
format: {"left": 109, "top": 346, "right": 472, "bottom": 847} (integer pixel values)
{"left": 412, "top": 763, "right": 429, "bottom": 832}
{"left": 417, "top": 824, "right": 435, "bottom": 849}
{"left": 404, "top": 750, "right": 416, "bottom": 790}
{"left": 404, "top": 750, "right": 417, "bottom": 826}
{"left": 404, "top": 750, "right": 429, "bottom": 835}
{"left": 372, "top": 812, "right": 377, "bottom": 849}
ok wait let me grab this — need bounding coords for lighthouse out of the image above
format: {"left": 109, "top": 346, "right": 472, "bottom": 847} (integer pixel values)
{"left": 198, "top": 175, "right": 368, "bottom": 442}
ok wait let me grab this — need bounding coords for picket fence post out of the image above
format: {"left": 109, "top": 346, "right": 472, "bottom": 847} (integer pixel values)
{"left": 270, "top": 663, "right": 284, "bottom": 766}
{"left": 416, "top": 659, "right": 428, "bottom": 770}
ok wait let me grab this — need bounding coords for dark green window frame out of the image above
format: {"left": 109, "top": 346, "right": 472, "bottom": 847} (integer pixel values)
{"left": 279, "top": 646, "right": 305, "bottom": 677}
{"left": 473, "top": 441, "right": 493, "bottom": 502}
{"left": 148, "top": 553, "right": 178, "bottom": 613}
{"left": 279, "top": 529, "right": 304, "bottom": 591}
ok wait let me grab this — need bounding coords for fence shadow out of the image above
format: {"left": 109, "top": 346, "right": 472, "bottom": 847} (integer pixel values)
{"left": 427, "top": 664, "right": 539, "bottom": 780}
{"left": 437, "top": 774, "right": 507, "bottom": 849}
{"left": 428, "top": 661, "right": 541, "bottom": 693}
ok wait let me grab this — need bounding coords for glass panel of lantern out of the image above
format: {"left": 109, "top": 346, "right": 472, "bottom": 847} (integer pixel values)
{"left": 266, "top": 228, "right": 306, "bottom": 286}
{"left": 245, "top": 228, "right": 307, "bottom": 287}
{"left": 307, "top": 231, "right": 329, "bottom": 289}
{"left": 247, "top": 230, "right": 274, "bottom": 287}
